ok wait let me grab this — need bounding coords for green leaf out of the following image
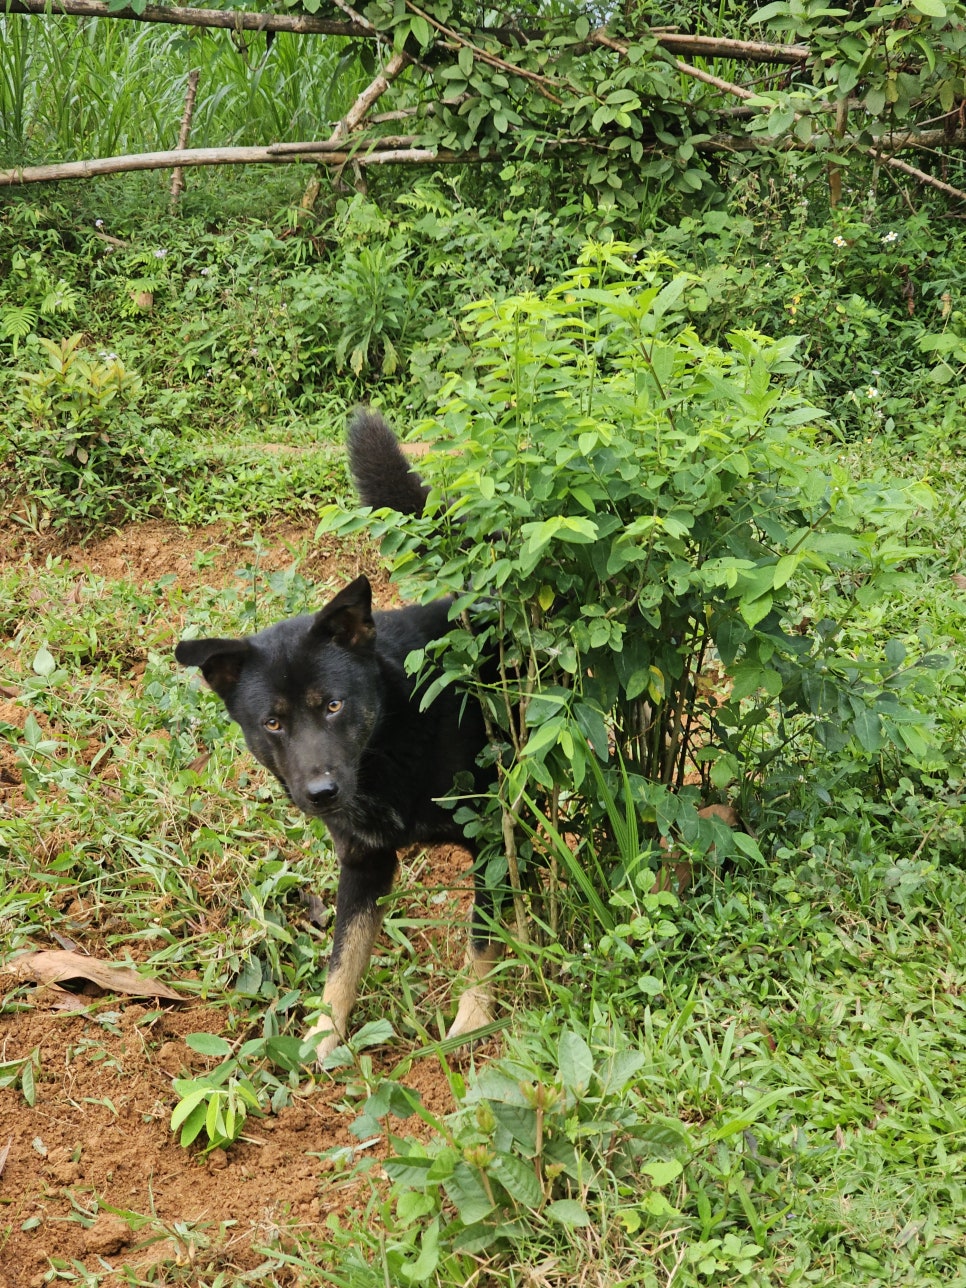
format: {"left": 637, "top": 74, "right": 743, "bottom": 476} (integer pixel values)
{"left": 20, "top": 1059, "right": 36, "bottom": 1107}
{"left": 559, "top": 1029, "right": 594, "bottom": 1094}
{"left": 545, "top": 1199, "right": 591, "bottom": 1226}
{"left": 911, "top": 0, "right": 946, "bottom": 14}
{"left": 185, "top": 1033, "right": 234, "bottom": 1058}
{"left": 641, "top": 1158, "right": 683, "bottom": 1186}
{"left": 443, "top": 1162, "right": 495, "bottom": 1225}
{"left": 491, "top": 1153, "right": 544, "bottom": 1209}
{"left": 402, "top": 1216, "right": 440, "bottom": 1279}
{"left": 32, "top": 646, "right": 56, "bottom": 677}
{"left": 739, "top": 593, "right": 772, "bottom": 629}
{"left": 170, "top": 1087, "right": 210, "bottom": 1133}
{"left": 410, "top": 14, "right": 432, "bottom": 47}
{"left": 177, "top": 1101, "right": 209, "bottom": 1147}
{"left": 851, "top": 705, "right": 884, "bottom": 754}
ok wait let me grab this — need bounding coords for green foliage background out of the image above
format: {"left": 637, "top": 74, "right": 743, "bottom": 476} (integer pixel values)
{"left": 2, "top": 2, "right": 966, "bottom": 1281}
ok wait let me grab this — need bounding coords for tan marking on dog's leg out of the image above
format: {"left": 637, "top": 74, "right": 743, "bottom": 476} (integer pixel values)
{"left": 305, "top": 909, "right": 384, "bottom": 1063}
{"left": 447, "top": 940, "right": 502, "bottom": 1041}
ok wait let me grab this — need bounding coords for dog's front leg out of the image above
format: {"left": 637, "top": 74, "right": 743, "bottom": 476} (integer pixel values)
{"left": 305, "top": 850, "right": 397, "bottom": 1064}
{"left": 447, "top": 884, "right": 501, "bottom": 1042}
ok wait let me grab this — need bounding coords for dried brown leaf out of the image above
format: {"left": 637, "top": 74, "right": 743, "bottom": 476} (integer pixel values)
{"left": 8, "top": 950, "right": 184, "bottom": 1001}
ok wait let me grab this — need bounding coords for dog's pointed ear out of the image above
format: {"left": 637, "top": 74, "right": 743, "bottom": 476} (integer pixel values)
{"left": 175, "top": 637, "right": 251, "bottom": 697}
{"left": 312, "top": 575, "right": 375, "bottom": 651}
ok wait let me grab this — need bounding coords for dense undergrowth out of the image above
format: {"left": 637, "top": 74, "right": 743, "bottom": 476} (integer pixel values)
{"left": 2, "top": 166, "right": 966, "bottom": 1285}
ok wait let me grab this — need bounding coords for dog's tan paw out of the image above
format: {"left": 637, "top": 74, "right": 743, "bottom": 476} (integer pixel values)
{"left": 446, "top": 984, "right": 493, "bottom": 1043}
{"left": 303, "top": 1016, "right": 344, "bottom": 1066}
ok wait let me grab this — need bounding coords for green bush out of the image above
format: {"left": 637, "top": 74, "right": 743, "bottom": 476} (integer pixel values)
{"left": 325, "top": 241, "right": 940, "bottom": 903}
{"left": 2, "top": 333, "right": 183, "bottom": 532}
{"left": 660, "top": 202, "right": 966, "bottom": 439}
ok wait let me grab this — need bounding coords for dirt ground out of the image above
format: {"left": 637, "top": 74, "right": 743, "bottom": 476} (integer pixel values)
{"left": 0, "top": 520, "right": 486, "bottom": 1284}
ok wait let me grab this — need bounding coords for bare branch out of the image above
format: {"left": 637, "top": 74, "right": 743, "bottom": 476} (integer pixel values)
{"left": 4, "top": 0, "right": 370, "bottom": 36}
{"left": 329, "top": 50, "right": 411, "bottom": 142}
{"left": 588, "top": 25, "right": 809, "bottom": 66}
{"left": 0, "top": 141, "right": 472, "bottom": 187}
{"left": 169, "top": 68, "right": 201, "bottom": 212}
{"left": 4, "top": 0, "right": 813, "bottom": 66}
{"left": 870, "top": 148, "right": 966, "bottom": 202}
{"left": 328, "top": 0, "right": 375, "bottom": 34}
{"left": 669, "top": 56, "right": 756, "bottom": 101}
{"left": 6, "top": 122, "right": 966, "bottom": 188}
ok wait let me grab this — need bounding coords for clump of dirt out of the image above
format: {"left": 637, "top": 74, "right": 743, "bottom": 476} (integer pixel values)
{"left": 0, "top": 519, "right": 486, "bottom": 1284}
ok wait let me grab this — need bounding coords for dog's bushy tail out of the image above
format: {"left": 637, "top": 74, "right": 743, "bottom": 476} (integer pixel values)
{"left": 347, "top": 408, "right": 430, "bottom": 516}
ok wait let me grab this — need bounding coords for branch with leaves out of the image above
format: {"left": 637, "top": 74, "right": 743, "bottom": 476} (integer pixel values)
{"left": 4, "top": 0, "right": 966, "bottom": 205}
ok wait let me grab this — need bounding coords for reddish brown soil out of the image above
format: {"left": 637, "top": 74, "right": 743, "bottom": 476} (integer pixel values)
{"left": 0, "top": 520, "right": 487, "bottom": 1285}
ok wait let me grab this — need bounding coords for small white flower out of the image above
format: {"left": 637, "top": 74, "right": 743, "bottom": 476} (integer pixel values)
{"left": 154, "top": 248, "right": 167, "bottom": 259}
{"left": 867, "top": 386, "right": 879, "bottom": 398}
{"left": 94, "top": 218, "right": 104, "bottom": 229}
{"left": 200, "top": 267, "right": 212, "bottom": 276}
{"left": 881, "top": 231, "right": 899, "bottom": 244}
{"left": 832, "top": 235, "right": 847, "bottom": 248}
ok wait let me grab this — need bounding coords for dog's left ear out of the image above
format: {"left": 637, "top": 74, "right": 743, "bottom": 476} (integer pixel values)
{"left": 312, "top": 575, "right": 376, "bottom": 651}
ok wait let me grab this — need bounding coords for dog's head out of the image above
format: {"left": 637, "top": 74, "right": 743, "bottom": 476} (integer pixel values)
{"left": 175, "top": 576, "right": 384, "bottom": 823}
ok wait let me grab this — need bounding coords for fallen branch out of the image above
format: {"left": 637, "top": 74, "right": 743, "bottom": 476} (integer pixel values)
{"left": 870, "top": 147, "right": 966, "bottom": 202}
{"left": 4, "top": 122, "right": 966, "bottom": 187}
{"left": 169, "top": 68, "right": 200, "bottom": 212}
{"left": 329, "top": 50, "right": 410, "bottom": 143}
{"left": 588, "top": 24, "right": 808, "bottom": 66}
{"left": 4, "top": 0, "right": 369, "bottom": 36}
{"left": 4, "top": 0, "right": 813, "bottom": 65}
{"left": 0, "top": 141, "right": 470, "bottom": 186}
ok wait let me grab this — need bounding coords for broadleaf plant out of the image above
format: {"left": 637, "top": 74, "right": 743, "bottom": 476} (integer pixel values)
{"left": 322, "top": 241, "right": 939, "bottom": 901}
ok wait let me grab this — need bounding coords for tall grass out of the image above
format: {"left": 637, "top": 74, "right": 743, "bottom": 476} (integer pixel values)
{"left": 0, "top": 14, "right": 359, "bottom": 165}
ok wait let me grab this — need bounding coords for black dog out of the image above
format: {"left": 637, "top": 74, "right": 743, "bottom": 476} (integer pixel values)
{"left": 175, "top": 411, "right": 496, "bottom": 1061}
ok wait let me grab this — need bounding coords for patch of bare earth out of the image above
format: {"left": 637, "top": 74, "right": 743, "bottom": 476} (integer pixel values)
{"left": 0, "top": 520, "right": 486, "bottom": 1284}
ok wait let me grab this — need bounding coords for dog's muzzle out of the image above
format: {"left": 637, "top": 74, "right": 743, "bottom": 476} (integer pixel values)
{"left": 304, "top": 774, "right": 340, "bottom": 811}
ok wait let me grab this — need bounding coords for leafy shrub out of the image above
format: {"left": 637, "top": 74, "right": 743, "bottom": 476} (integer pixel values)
{"left": 0, "top": 249, "right": 79, "bottom": 353}
{"left": 325, "top": 241, "right": 940, "bottom": 905}
{"left": 287, "top": 186, "right": 581, "bottom": 399}
{"left": 340, "top": 1023, "right": 691, "bottom": 1280}
{"left": 3, "top": 333, "right": 182, "bottom": 532}
{"left": 289, "top": 241, "right": 432, "bottom": 379}
{"left": 661, "top": 203, "right": 966, "bottom": 439}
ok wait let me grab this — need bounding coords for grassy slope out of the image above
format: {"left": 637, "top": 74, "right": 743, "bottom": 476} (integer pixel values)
{"left": 2, "top": 174, "right": 966, "bottom": 1286}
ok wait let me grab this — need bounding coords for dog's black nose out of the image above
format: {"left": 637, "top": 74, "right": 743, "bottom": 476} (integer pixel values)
{"left": 306, "top": 776, "right": 339, "bottom": 808}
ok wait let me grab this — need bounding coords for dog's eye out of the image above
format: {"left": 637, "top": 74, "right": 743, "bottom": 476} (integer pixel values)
{"left": 264, "top": 716, "right": 283, "bottom": 733}
{"left": 326, "top": 699, "right": 344, "bottom": 716}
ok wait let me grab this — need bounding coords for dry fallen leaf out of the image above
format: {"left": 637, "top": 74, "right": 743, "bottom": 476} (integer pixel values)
{"left": 697, "top": 803, "right": 739, "bottom": 828}
{"left": 7, "top": 950, "right": 184, "bottom": 1002}
{"left": 0, "top": 1140, "right": 10, "bottom": 1177}
{"left": 652, "top": 802, "right": 742, "bottom": 895}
